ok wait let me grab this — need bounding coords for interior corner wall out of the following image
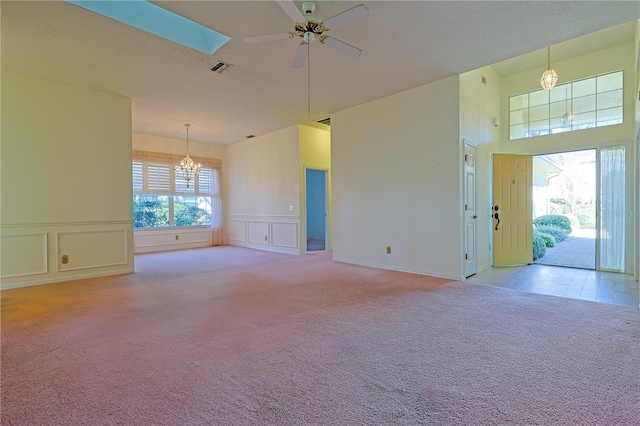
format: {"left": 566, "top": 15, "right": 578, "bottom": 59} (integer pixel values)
{"left": 1, "top": 72, "right": 134, "bottom": 289}
{"left": 224, "top": 125, "right": 301, "bottom": 254}
{"left": 459, "top": 66, "right": 502, "bottom": 273}
{"left": 331, "top": 76, "right": 463, "bottom": 280}
{"left": 298, "top": 125, "right": 331, "bottom": 252}
{"left": 131, "top": 132, "right": 226, "bottom": 253}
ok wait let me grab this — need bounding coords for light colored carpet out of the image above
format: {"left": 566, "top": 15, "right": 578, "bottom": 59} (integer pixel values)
{"left": 2, "top": 247, "right": 638, "bottom": 425}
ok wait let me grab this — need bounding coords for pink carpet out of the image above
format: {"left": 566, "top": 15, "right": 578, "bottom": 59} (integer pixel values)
{"left": 2, "top": 247, "right": 638, "bottom": 425}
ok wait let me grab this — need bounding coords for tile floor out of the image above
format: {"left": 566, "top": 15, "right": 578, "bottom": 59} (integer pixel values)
{"left": 467, "top": 264, "right": 639, "bottom": 308}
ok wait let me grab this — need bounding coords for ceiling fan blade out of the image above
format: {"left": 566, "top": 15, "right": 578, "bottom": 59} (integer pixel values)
{"left": 243, "top": 33, "right": 291, "bottom": 43}
{"left": 292, "top": 43, "right": 309, "bottom": 68}
{"left": 276, "top": 0, "right": 305, "bottom": 23}
{"left": 322, "top": 4, "right": 369, "bottom": 30}
{"left": 321, "top": 36, "right": 362, "bottom": 58}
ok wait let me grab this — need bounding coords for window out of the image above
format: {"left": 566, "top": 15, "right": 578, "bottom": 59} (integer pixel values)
{"left": 133, "top": 160, "right": 218, "bottom": 229}
{"left": 509, "top": 70, "right": 623, "bottom": 140}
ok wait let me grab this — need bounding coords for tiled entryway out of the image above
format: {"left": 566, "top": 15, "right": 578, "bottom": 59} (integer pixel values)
{"left": 467, "top": 264, "right": 639, "bottom": 308}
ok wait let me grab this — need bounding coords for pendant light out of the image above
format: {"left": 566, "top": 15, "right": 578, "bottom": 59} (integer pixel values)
{"left": 540, "top": 46, "right": 558, "bottom": 90}
{"left": 179, "top": 123, "right": 201, "bottom": 188}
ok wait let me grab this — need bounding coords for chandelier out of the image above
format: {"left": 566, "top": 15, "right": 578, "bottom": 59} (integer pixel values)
{"left": 179, "top": 123, "right": 201, "bottom": 188}
{"left": 540, "top": 46, "right": 558, "bottom": 90}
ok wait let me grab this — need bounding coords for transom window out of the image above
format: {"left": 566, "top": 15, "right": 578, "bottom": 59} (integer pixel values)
{"left": 133, "top": 160, "right": 218, "bottom": 229}
{"left": 509, "top": 70, "right": 623, "bottom": 140}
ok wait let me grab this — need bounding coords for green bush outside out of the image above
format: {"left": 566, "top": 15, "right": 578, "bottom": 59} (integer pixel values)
{"left": 534, "top": 225, "right": 568, "bottom": 243}
{"left": 533, "top": 214, "right": 572, "bottom": 233}
{"left": 532, "top": 230, "right": 546, "bottom": 260}
{"left": 539, "top": 232, "right": 556, "bottom": 247}
{"left": 563, "top": 213, "right": 581, "bottom": 230}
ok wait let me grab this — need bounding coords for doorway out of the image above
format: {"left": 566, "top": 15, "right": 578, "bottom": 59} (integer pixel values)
{"left": 533, "top": 149, "right": 596, "bottom": 270}
{"left": 306, "top": 168, "right": 327, "bottom": 252}
{"left": 493, "top": 146, "right": 628, "bottom": 273}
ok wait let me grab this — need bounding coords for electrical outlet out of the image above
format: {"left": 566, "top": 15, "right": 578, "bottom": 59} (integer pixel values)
{"left": 386, "top": 246, "right": 391, "bottom": 254}
{"left": 175, "top": 235, "right": 179, "bottom": 240}
{"left": 264, "top": 235, "right": 268, "bottom": 241}
{"left": 61, "top": 255, "right": 69, "bottom": 264}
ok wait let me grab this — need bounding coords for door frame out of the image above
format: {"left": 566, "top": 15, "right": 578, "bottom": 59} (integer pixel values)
{"left": 490, "top": 141, "right": 635, "bottom": 275}
{"left": 463, "top": 139, "right": 478, "bottom": 277}
{"left": 303, "top": 166, "right": 329, "bottom": 253}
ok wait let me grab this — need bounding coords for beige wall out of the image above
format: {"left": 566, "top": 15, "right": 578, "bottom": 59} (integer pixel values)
{"left": 459, "top": 66, "right": 502, "bottom": 273}
{"left": 225, "top": 125, "right": 301, "bottom": 253}
{"left": 332, "top": 76, "right": 463, "bottom": 279}
{"left": 1, "top": 72, "right": 134, "bottom": 288}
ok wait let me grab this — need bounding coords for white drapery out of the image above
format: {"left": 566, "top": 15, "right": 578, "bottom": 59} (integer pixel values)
{"left": 211, "top": 167, "right": 225, "bottom": 246}
{"left": 599, "top": 146, "right": 625, "bottom": 272}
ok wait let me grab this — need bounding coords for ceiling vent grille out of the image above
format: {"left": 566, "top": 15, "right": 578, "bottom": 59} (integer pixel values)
{"left": 210, "top": 61, "right": 232, "bottom": 74}
{"left": 316, "top": 117, "right": 330, "bottom": 126}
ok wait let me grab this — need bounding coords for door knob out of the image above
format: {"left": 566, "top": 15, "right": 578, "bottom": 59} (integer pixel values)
{"left": 473, "top": 215, "right": 478, "bottom": 219}
{"left": 494, "top": 212, "right": 500, "bottom": 231}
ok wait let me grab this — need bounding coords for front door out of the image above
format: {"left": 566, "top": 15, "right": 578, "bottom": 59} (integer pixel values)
{"left": 493, "top": 154, "right": 533, "bottom": 266}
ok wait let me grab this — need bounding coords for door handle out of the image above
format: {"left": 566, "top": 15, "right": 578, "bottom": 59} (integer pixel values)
{"left": 473, "top": 215, "right": 478, "bottom": 219}
{"left": 494, "top": 213, "right": 500, "bottom": 231}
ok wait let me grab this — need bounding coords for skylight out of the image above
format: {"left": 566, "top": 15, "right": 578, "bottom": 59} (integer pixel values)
{"left": 65, "top": 0, "right": 230, "bottom": 55}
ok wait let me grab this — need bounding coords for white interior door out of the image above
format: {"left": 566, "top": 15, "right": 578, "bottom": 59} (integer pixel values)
{"left": 464, "top": 143, "right": 477, "bottom": 277}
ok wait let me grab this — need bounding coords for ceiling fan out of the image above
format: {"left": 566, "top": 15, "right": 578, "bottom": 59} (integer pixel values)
{"left": 244, "top": 0, "right": 369, "bottom": 68}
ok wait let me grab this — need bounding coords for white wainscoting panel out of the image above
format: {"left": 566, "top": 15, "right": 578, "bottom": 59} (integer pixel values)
{"left": 1, "top": 233, "right": 48, "bottom": 278}
{"left": 134, "top": 228, "right": 212, "bottom": 254}
{"left": 248, "top": 221, "right": 269, "bottom": 245}
{"left": 228, "top": 220, "right": 247, "bottom": 243}
{"left": 0, "top": 221, "right": 133, "bottom": 289}
{"left": 271, "top": 222, "right": 298, "bottom": 249}
{"left": 226, "top": 215, "right": 300, "bottom": 255}
{"left": 57, "top": 229, "right": 128, "bottom": 272}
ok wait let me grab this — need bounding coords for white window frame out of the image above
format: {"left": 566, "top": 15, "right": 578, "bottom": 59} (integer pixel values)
{"left": 509, "top": 70, "right": 623, "bottom": 140}
{"left": 133, "top": 160, "right": 215, "bottom": 229}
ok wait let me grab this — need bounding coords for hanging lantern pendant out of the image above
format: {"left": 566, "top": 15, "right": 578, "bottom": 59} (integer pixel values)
{"left": 540, "top": 46, "right": 558, "bottom": 90}
{"left": 180, "top": 124, "right": 201, "bottom": 188}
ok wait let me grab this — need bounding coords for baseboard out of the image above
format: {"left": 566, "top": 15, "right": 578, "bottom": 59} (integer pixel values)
{"left": 228, "top": 241, "right": 300, "bottom": 255}
{"left": 332, "top": 256, "right": 460, "bottom": 281}
{"left": 0, "top": 267, "right": 134, "bottom": 290}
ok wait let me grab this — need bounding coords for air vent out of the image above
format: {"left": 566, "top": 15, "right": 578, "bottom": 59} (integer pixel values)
{"left": 209, "top": 61, "right": 232, "bottom": 74}
{"left": 316, "top": 117, "right": 330, "bottom": 126}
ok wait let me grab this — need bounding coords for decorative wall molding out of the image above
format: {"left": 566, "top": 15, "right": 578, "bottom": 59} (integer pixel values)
{"left": 0, "top": 233, "right": 48, "bottom": 278}
{"left": 226, "top": 215, "right": 300, "bottom": 255}
{"left": 56, "top": 229, "right": 128, "bottom": 272}
{"left": 1, "top": 220, "right": 133, "bottom": 229}
{"left": 0, "top": 221, "right": 133, "bottom": 289}
{"left": 133, "top": 228, "right": 212, "bottom": 253}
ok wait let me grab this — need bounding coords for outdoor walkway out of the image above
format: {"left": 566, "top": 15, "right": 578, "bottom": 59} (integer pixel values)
{"left": 535, "top": 228, "right": 596, "bottom": 269}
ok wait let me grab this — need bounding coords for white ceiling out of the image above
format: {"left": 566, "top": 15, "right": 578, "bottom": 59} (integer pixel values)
{"left": 2, "top": 1, "right": 639, "bottom": 145}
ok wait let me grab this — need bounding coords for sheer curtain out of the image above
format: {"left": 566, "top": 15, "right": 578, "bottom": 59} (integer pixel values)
{"left": 599, "top": 146, "right": 625, "bottom": 272}
{"left": 211, "top": 167, "right": 225, "bottom": 246}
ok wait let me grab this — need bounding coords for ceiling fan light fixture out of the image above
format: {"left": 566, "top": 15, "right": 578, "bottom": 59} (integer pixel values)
{"left": 303, "top": 31, "right": 315, "bottom": 43}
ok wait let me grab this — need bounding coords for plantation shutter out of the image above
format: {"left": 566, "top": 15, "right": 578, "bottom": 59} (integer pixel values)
{"left": 147, "top": 164, "right": 171, "bottom": 193}
{"left": 132, "top": 162, "right": 143, "bottom": 193}
{"left": 198, "top": 169, "right": 213, "bottom": 194}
